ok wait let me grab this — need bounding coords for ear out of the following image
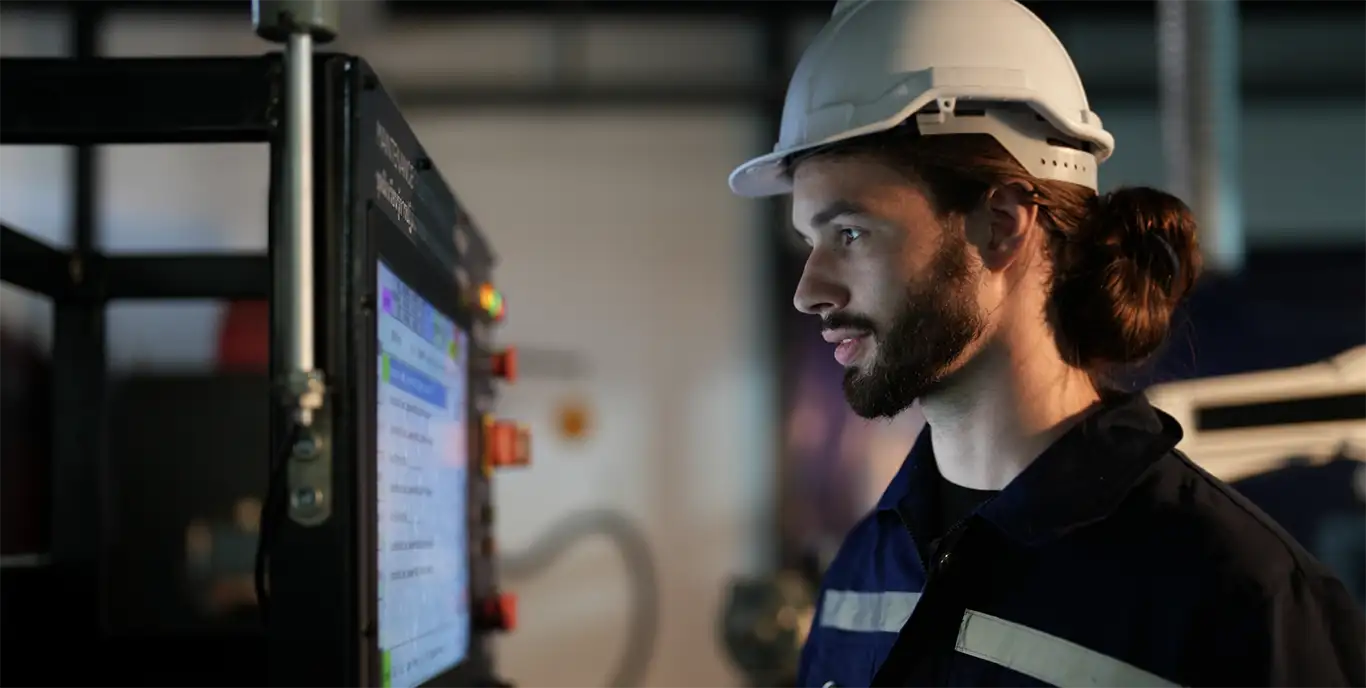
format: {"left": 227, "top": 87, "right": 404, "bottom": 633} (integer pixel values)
{"left": 972, "top": 181, "right": 1039, "bottom": 273}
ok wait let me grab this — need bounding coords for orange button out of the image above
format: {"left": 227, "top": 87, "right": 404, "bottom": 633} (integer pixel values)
{"left": 492, "top": 348, "right": 517, "bottom": 383}
{"left": 484, "top": 420, "right": 531, "bottom": 468}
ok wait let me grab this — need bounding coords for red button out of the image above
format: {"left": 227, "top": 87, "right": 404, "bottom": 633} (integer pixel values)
{"left": 492, "top": 348, "right": 517, "bottom": 383}
{"left": 482, "top": 593, "right": 516, "bottom": 632}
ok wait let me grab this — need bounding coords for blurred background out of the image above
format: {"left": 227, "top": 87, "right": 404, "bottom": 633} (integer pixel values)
{"left": 0, "top": 1, "right": 1362, "bottom": 686}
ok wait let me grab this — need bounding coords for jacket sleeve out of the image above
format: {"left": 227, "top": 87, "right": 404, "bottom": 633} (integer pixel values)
{"left": 1204, "top": 568, "right": 1366, "bottom": 686}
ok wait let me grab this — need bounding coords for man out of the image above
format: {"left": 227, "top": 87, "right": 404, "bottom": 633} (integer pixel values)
{"left": 728, "top": 1, "right": 1366, "bottom": 686}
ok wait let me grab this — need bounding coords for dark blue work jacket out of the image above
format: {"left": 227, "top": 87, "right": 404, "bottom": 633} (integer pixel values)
{"left": 800, "top": 393, "right": 1366, "bottom": 687}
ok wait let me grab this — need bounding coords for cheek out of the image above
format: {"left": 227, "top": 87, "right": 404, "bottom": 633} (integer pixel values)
{"left": 850, "top": 262, "right": 909, "bottom": 321}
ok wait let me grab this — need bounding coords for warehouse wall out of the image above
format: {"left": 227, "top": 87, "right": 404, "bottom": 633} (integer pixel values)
{"left": 406, "top": 112, "right": 775, "bottom": 686}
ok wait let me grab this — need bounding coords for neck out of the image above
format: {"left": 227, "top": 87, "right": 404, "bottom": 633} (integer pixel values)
{"left": 920, "top": 334, "right": 1100, "bottom": 491}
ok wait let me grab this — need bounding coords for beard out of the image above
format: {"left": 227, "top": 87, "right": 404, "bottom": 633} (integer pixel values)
{"left": 834, "top": 229, "right": 985, "bottom": 419}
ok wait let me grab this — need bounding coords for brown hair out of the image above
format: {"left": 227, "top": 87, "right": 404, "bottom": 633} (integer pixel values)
{"left": 784, "top": 128, "right": 1202, "bottom": 376}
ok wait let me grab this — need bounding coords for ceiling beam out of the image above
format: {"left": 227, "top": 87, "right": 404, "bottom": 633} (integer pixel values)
{"left": 8, "top": 0, "right": 1366, "bottom": 20}
{"left": 390, "top": 78, "right": 1361, "bottom": 113}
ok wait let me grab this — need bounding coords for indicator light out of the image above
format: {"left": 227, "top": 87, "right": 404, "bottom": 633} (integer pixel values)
{"left": 478, "top": 284, "right": 505, "bottom": 321}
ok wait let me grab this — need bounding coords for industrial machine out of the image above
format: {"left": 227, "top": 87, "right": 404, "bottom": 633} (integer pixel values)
{"left": 0, "top": 1, "right": 524, "bottom": 685}
{"left": 1147, "top": 346, "right": 1366, "bottom": 605}
{"left": 1146, "top": 345, "right": 1366, "bottom": 483}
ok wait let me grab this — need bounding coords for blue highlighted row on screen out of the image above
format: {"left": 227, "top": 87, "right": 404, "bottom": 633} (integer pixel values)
{"left": 382, "top": 282, "right": 457, "bottom": 353}
{"left": 381, "top": 353, "right": 448, "bottom": 409}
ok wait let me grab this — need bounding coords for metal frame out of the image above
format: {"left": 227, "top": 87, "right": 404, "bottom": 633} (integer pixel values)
{"left": 0, "top": 0, "right": 780, "bottom": 588}
{"left": 0, "top": 38, "right": 510, "bottom": 688}
{"left": 377, "top": 0, "right": 1358, "bottom": 21}
{"left": 0, "top": 8, "right": 280, "bottom": 679}
{"left": 7, "top": 0, "right": 1361, "bottom": 21}
{"left": 755, "top": 13, "right": 795, "bottom": 574}
{"left": 386, "top": 79, "right": 1363, "bottom": 114}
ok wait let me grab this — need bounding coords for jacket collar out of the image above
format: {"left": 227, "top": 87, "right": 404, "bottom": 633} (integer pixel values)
{"left": 876, "top": 392, "right": 1183, "bottom": 546}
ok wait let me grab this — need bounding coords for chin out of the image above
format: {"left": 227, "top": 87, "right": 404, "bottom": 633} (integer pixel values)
{"left": 842, "top": 369, "right": 916, "bottom": 420}
{"left": 842, "top": 358, "right": 956, "bottom": 420}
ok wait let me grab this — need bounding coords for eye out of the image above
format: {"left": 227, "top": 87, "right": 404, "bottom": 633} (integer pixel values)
{"left": 838, "top": 227, "right": 865, "bottom": 246}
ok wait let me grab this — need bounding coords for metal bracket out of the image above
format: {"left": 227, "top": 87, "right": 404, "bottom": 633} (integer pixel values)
{"left": 281, "top": 370, "right": 332, "bottom": 526}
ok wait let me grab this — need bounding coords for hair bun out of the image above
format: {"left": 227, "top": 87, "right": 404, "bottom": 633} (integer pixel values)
{"left": 1047, "top": 186, "right": 1203, "bottom": 370}
{"left": 1089, "top": 188, "right": 1197, "bottom": 298}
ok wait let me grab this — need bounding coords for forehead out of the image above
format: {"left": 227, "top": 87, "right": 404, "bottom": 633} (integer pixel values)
{"left": 790, "top": 154, "right": 934, "bottom": 231}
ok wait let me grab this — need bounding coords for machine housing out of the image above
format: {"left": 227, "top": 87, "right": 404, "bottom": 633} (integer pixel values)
{"left": 0, "top": 53, "right": 506, "bottom": 687}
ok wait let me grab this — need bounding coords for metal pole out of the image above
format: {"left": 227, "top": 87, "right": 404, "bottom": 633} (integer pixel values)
{"left": 254, "top": 1, "right": 340, "bottom": 530}
{"left": 285, "top": 31, "right": 315, "bottom": 382}
{"left": 759, "top": 12, "right": 785, "bottom": 575}
{"left": 1157, "top": 0, "right": 1244, "bottom": 274}
{"left": 253, "top": 1, "right": 339, "bottom": 432}
{"left": 45, "top": 0, "right": 110, "bottom": 639}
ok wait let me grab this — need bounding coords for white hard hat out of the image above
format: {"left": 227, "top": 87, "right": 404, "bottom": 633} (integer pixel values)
{"left": 729, "top": 0, "right": 1115, "bottom": 197}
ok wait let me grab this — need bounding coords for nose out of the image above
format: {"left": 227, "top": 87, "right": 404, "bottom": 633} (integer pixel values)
{"left": 792, "top": 252, "right": 849, "bottom": 316}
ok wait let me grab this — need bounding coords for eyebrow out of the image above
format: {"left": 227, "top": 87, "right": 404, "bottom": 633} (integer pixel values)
{"left": 809, "top": 200, "right": 870, "bottom": 228}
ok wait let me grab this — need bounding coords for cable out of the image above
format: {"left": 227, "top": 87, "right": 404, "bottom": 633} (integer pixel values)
{"left": 255, "top": 420, "right": 301, "bottom": 621}
{"left": 499, "top": 509, "right": 660, "bottom": 688}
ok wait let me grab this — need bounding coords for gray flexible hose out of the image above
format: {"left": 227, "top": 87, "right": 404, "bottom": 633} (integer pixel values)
{"left": 499, "top": 509, "right": 660, "bottom": 688}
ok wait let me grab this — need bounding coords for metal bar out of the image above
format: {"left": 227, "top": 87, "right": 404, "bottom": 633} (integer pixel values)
{"left": 392, "top": 82, "right": 782, "bottom": 112}
{"left": 0, "top": 224, "right": 71, "bottom": 299}
{"left": 382, "top": 0, "right": 1365, "bottom": 28}
{"left": 2, "top": 0, "right": 245, "bottom": 13}
{"left": 758, "top": 12, "right": 791, "bottom": 573}
{"left": 1158, "top": 0, "right": 1245, "bottom": 274}
{"left": 5, "top": 0, "right": 1359, "bottom": 23}
{"left": 1100, "top": 81, "right": 1362, "bottom": 107}
{"left": 48, "top": 3, "right": 107, "bottom": 638}
{"left": 0, "top": 57, "right": 278, "bottom": 145}
{"left": 102, "top": 254, "right": 271, "bottom": 300}
{"left": 0, "top": 553, "right": 55, "bottom": 569}
{"left": 390, "top": 79, "right": 1359, "bottom": 114}
{"left": 284, "top": 32, "right": 317, "bottom": 380}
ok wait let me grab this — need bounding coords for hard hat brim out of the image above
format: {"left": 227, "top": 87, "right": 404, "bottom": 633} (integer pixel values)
{"left": 727, "top": 113, "right": 914, "bottom": 198}
{"left": 727, "top": 148, "right": 796, "bottom": 198}
{"left": 728, "top": 95, "right": 1114, "bottom": 198}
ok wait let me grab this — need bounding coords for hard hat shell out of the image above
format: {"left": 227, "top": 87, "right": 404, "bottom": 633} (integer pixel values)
{"left": 729, "top": 0, "right": 1115, "bottom": 197}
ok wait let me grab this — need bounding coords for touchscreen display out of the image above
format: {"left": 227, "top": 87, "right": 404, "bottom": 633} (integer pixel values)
{"left": 376, "top": 260, "right": 471, "bottom": 688}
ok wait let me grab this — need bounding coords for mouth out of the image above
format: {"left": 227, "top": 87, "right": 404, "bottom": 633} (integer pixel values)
{"left": 822, "top": 329, "right": 872, "bottom": 367}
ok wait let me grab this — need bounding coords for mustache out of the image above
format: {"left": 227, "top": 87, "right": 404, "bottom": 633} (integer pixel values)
{"left": 822, "top": 312, "right": 879, "bottom": 335}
